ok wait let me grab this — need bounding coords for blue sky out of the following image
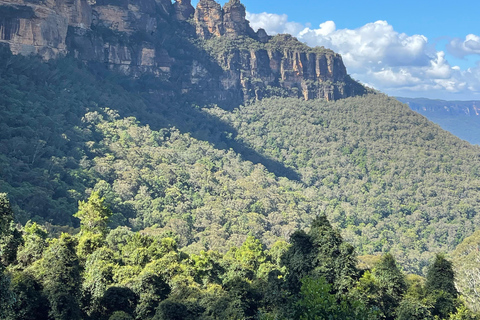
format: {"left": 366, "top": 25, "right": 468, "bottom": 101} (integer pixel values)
{"left": 192, "top": 0, "right": 480, "bottom": 100}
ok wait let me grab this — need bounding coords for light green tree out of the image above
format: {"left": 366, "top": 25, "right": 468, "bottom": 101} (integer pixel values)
{"left": 74, "top": 191, "right": 112, "bottom": 236}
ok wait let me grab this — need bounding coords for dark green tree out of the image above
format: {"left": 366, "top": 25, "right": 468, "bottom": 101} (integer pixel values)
{"left": 5, "top": 272, "right": 49, "bottom": 320}
{"left": 425, "top": 253, "right": 458, "bottom": 296}
{"left": 0, "top": 193, "right": 14, "bottom": 238}
{"left": 131, "top": 271, "right": 171, "bottom": 319}
{"left": 395, "top": 298, "right": 433, "bottom": 320}
{"left": 100, "top": 286, "right": 138, "bottom": 319}
{"left": 108, "top": 311, "right": 134, "bottom": 320}
{"left": 281, "top": 229, "right": 314, "bottom": 294}
{"left": 373, "top": 253, "right": 407, "bottom": 319}
{"left": 425, "top": 253, "right": 459, "bottom": 319}
{"left": 153, "top": 300, "right": 191, "bottom": 320}
{"left": 308, "top": 215, "right": 358, "bottom": 292}
{"left": 41, "top": 233, "right": 82, "bottom": 320}
{"left": 222, "top": 277, "right": 261, "bottom": 320}
{"left": 281, "top": 215, "right": 358, "bottom": 295}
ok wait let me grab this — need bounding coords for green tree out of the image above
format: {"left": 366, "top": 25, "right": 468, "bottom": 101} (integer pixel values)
{"left": 5, "top": 272, "right": 49, "bottom": 320}
{"left": 353, "top": 254, "right": 407, "bottom": 320}
{"left": 0, "top": 193, "right": 14, "bottom": 238}
{"left": 80, "top": 247, "right": 116, "bottom": 317}
{"left": 100, "top": 286, "right": 138, "bottom": 319}
{"left": 395, "top": 298, "right": 433, "bottom": 320}
{"left": 0, "top": 193, "right": 15, "bottom": 314}
{"left": 281, "top": 215, "right": 358, "bottom": 295}
{"left": 16, "top": 221, "right": 48, "bottom": 268}
{"left": 372, "top": 253, "right": 407, "bottom": 319}
{"left": 130, "top": 270, "right": 171, "bottom": 319}
{"left": 74, "top": 191, "right": 112, "bottom": 236}
{"left": 425, "top": 254, "right": 459, "bottom": 319}
{"left": 297, "top": 276, "right": 378, "bottom": 320}
{"left": 153, "top": 300, "right": 191, "bottom": 320}
{"left": 41, "top": 234, "right": 82, "bottom": 320}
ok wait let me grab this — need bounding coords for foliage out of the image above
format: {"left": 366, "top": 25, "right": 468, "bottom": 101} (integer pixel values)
{"left": 3, "top": 47, "right": 480, "bottom": 276}
{"left": 425, "top": 254, "right": 460, "bottom": 319}
{"left": 297, "top": 276, "right": 378, "bottom": 320}
{"left": 41, "top": 234, "right": 82, "bottom": 320}
{"left": 3, "top": 202, "right": 479, "bottom": 320}
{"left": 209, "top": 95, "right": 480, "bottom": 273}
{"left": 74, "top": 191, "right": 112, "bottom": 236}
{"left": 451, "top": 230, "right": 480, "bottom": 312}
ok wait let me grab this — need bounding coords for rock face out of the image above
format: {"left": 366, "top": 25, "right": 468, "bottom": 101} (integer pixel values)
{"left": 173, "top": 0, "right": 194, "bottom": 21}
{"left": 0, "top": 0, "right": 91, "bottom": 59}
{"left": 0, "top": 0, "right": 366, "bottom": 106}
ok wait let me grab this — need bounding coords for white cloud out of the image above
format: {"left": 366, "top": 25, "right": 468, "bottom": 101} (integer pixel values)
{"left": 246, "top": 12, "right": 480, "bottom": 100}
{"left": 447, "top": 34, "right": 480, "bottom": 58}
{"left": 246, "top": 12, "right": 304, "bottom": 36}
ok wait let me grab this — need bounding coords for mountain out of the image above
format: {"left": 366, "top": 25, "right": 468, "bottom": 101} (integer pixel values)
{"left": 0, "top": 0, "right": 365, "bottom": 108}
{"left": 2, "top": 0, "right": 480, "bottom": 276}
{"left": 397, "top": 97, "right": 480, "bottom": 145}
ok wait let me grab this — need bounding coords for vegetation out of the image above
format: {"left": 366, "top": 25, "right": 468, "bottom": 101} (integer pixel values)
{"left": 208, "top": 96, "right": 480, "bottom": 273}
{"left": 1, "top": 194, "right": 477, "bottom": 319}
{"left": 3, "top": 25, "right": 480, "bottom": 319}
{"left": 3, "top": 46, "right": 480, "bottom": 275}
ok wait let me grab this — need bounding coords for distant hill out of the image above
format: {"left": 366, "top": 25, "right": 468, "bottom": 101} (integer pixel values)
{"left": 396, "top": 97, "right": 480, "bottom": 145}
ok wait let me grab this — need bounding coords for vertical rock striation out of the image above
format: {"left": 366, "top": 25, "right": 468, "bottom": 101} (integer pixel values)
{"left": 0, "top": 0, "right": 366, "bottom": 106}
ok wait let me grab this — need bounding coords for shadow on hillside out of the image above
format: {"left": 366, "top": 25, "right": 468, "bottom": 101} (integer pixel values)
{"left": 82, "top": 26, "right": 301, "bottom": 181}
{"left": 129, "top": 99, "right": 302, "bottom": 182}
{"left": 174, "top": 106, "right": 301, "bottom": 182}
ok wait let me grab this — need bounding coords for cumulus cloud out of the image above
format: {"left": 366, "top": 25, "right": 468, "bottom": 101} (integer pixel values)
{"left": 246, "top": 12, "right": 480, "bottom": 99}
{"left": 246, "top": 12, "right": 304, "bottom": 36}
{"left": 447, "top": 34, "right": 480, "bottom": 58}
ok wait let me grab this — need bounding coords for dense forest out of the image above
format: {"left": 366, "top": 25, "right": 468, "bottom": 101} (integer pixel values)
{"left": 1, "top": 193, "right": 478, "bottom": 319}
{"left": 2, "top": 28, "right": 480, "bottom": 317}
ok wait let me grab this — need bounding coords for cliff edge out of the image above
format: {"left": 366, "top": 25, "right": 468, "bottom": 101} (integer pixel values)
{"left": 0, "top": 0, "right": 367, "bottom": 106}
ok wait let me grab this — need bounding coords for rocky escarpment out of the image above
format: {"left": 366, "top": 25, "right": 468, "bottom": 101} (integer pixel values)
{"left": 0, "top": 0, "right": 367, "bottom": 106}
{"left": 0, "top": 0, "right": 91, "bottom": 59}
{"left": 186, "top": 34, "right": 365, "bottom": 104}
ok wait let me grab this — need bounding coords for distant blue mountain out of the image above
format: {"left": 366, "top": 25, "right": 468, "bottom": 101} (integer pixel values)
{"left": 396, "top": 97, "right": 480, "bottom": 145}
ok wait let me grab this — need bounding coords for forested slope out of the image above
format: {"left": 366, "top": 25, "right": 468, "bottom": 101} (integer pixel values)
{"left": 208, "top": 95, "right": 480, "bottom": 273}
{"left": 2, "top": 47, "right": 480, "bottom": 274}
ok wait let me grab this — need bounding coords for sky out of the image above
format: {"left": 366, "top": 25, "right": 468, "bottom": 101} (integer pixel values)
{"left": 192, "top": 0, "right": 480, "bottom": 100}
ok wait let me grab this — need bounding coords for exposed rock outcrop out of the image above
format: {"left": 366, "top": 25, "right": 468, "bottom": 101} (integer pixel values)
{"left": 194, "top": 0, "right": 223, "bottom": 39}
{"left": 0, "top": 0, "right": 91, "bottom": 59}
{"left": 0, "top": 0, "right": 366, "bottom": 106}
{"left": 181, "top": 35, "right": 365, "bottom": 104}
{"left": 173, "top": 0, "right": 194, "bottom": 21}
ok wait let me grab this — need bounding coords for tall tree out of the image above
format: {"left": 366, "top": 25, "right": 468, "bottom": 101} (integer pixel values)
{"left": 0, "top": 193, "right": 14, "bottom": 238}
{"left": 74, "top": 192, "right": 112, "bottom": 257}
{"left": 425, "top": 253, "right": 459, "bottom": 319}
{"left": 372, "top": 253, "right": 407, "bottom": 320}
{"left": 281, "top": 215, "right": 358, "bottom": 295}
{"left": 41, "top": 234, "right": 82, "bottom": 320}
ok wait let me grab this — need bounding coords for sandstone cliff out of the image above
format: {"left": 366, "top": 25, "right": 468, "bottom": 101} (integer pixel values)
{"left": 0, "top": 0, "right": 366, "bottom": 106}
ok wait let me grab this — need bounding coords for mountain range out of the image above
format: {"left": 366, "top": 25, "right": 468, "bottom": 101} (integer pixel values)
{"left": 397, "top": 97, "right": 480, "bottom": 145}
